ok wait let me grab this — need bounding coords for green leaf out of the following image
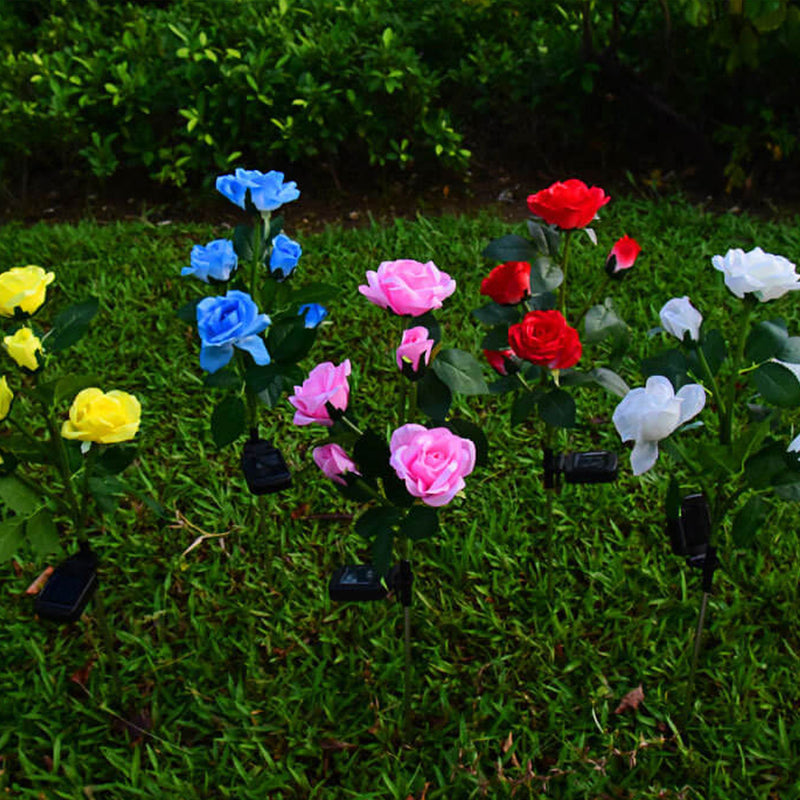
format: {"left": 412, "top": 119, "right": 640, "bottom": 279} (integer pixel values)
{"left": 0, "top": 476, "right": 41, "bottom": 514}
{"left": 233, "top": 224, "right": 254, "bottom": 261}
{"left": 472, "top": 303, "right": 521, "bottom": 326}
{"left": 482, "top": 234, "right": 537, "bottom": 263}
{"left": 355, "top": 505, "right": 402, "bottom": 541}
{"left": 0, "top": 518, "right": 24, "bottom": 561}
{"left": 666, "top": 478, "right": 681, "bottom": 521}
{"left": 590, "top": 367, "right": 629, "bottom": 397}
{"left": 779, "top": 336, "right": 800, "bottom": 363}
{"left": 584, "top": 301, "right": 626, "bottom": 344}
{"left": 399, "top": 505, "right": 439, "bottom": 541}
{"left": 47, "top": 298, "right": 100, "bottom": 353}
{"left": 353, "top": 429, "right": 392, "bottom": 480}
{"left": 210, "top": 395, "right": 246, "bottom": 448}
{"left": 539, "top": 389, "right": 575, "bottom": 428}
{"left": 417, "top": 370, "right": 452, "bottom": 421}
{"left": 431, "top": 349, "right": 489, "bottom": 395}
{"left": 481, "top": 326, "right": 510, "bottom": 351}
{"left": 744, "top": 442, "right": 799, "bottom": 490}
{"left": 745, "top": 319, "right": 788, "bottom": 364}
{"left": 26, "top": 508, "right": 60, "bottom": 556}
{"left": 382, "top": 471, "right": 415, "bottom": 507}
{"left": 266, "top": 316, "right": 316, "bottom": 363}
{"left": 526, "top": 220, "right": 549, "bottom": 255}
{"left": 246, "top": 364, "right": 286, "bottom": 407}
{"left": 203, "top": 368, "right": 242, "bottom": 389}
{"left": 53, "top": 374, "right": 102, "bottom": 405}
{"left": 641, "top": 349, "right": 689, "bottom": 390}
{"left": 445, "top": 418, "right": 489, "bottom": 467}
{"left": 268, "top": 215, "right": 284, "bottom": 241}
{"left": 289, "top": 282, "right": 341, "bottom": 305}
{"left": 96, "top": 445, "right": 138, "bottom": 476}
{"left": 371, "top": 527, "right": 394, "bottom": 579}
{"left": 529, "top": 257, "right": 563, "bottom": 294}
{"left": 751, "top": 362, "right": 800, "bottom": 407}
{"left": 732, "top": 495, "right": 768, "bottom": 546}
{"left": 176, "top": 298, "right": 200, "bottom": 323}
{"left": 411, "top": 311, "right": 441, "bottom": 345}
{"left": 688, "top": 329, "right": 727, "bottom": 377}
{"left": 511, "top": 390, "right": 541, "bottom": 426}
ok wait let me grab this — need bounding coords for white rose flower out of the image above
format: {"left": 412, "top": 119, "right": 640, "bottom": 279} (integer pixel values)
{"left": 711, "top": 247, "right": 800, "bottom": 302}
{"left": 659, "top": 296, "right": 702, "bottom": 342}
{"left": 613, "top": 375, "right": 706, "bottom": 475}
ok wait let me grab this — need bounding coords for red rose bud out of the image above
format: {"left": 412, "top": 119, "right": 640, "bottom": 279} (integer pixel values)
{"left": 527, "top": 178, "right": 610, "bottom": 230}
{"left": 605, "top": 235, "right": 641, "bottom": 277}
{"left": 484, "top": 348, "right": 517, "bottom": 376}
{"left": 508, "top": 309, "right": 582, "bottom": 370}
{"left": 480, "top": 261, "right": 531, "bottom": 305}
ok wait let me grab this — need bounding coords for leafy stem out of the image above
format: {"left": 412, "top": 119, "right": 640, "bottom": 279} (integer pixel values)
{"left": 559, "top": 230, "right": 574, "bottom": 320}
{"left": 721, "top": 298, "right": 755, "bottom": 445}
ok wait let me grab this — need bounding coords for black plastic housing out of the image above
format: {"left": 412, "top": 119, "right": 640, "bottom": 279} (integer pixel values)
{"left": 328, "top": 564, "right": 388, "bottom": 602}
{"left": 242, "top": 437, "right": 291, "bottom": 494}
{"left": 34, "top": 545, "right": 98, "bottom": 623}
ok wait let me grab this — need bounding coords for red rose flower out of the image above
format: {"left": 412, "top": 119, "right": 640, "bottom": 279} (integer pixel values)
{"left": 480, "top": 261, "right": 531, "bottom": 305}
{"left": 508, "top": 310, "right": 582, "bottom": 369}
{"left": 527, "top": 179, "right": 610, "bottom": 230}
{"left": 605, "top": 235, "right": 641, "bottom": 277}
{"left": 483, "top": 348, "right": 516, "bottom": 376}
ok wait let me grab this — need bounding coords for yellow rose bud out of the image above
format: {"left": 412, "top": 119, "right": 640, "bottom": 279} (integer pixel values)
{"left": 0, "top": 266, "right": 55, "bottom": 317}
{"left": 3, "top": 328, "right": 43, "bottom": 371}
{"left": 0, "top": 377, "right": 12, "bottom": 420}
{"left": 61, "top": 388, "right": 141, "bottom": 444}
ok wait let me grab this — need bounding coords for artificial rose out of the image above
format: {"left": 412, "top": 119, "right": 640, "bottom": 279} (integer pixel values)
{"left": 0, "top": 266, "right": 55, "bottom": 317}
{"left": 484, "top": 349, "right": 516, "bottom": 376}
{"left": 61, "top": 388, "right": 141, "bottom": 444}
{"left": 269, "top": 233, "right": 302, "bottom": 278}
{"left": 711, "top": 247, "right": 800, "bottom": 302}
{"left": 358, "top": 259, "right": 456, "bottom": 316}
{"left": 605, "top": 235, "right": 641, "bottom": 277}
{"left": 508, "top": 310, "right": 581, "bottom": 369}
{"left": 3, "top": 328, "right": 42, "bottom": 371}
{"left": 480, "top": 261, "right": 531, "bottom": 305}
{"left": 0, "top": 376, "right": 12, "bottom": 420}
{"left": 298, "top": 303, "right": 327, "bottom": 329}
{"left": 196, "top": 290, "right": 271, "bottom": 373}
{"left": 389, "top": 424, "right": 476, "bottom": 507}
{"left": 181, "top": 239, "right": 238, "bottom": 283}
{"left": 659, "top": 296, "right": 702, "bottom": 342}
{"left": 396, "top": 326, "right": 433, "bottom": 374}
{"left": 788, "top": 431, "right": 800, "bottom": 456}
{"left": 613, "top": 375, "right": 706, "bottom": 475}
{"left": 215, "top": 169, "right": 300, "bottom": 212}
{"left": 289, "top": 359, "right": 351, "bottom": 426}
{"left": 312, "top": 443, "right": 360, "bottom": 486}
{"left": 527, "top": 179, "right": 610, "bottom": 230}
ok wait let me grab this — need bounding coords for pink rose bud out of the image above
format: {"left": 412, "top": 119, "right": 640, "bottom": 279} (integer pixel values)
{"left": 312, "top": 443, "right": 360, "bottom": 485}
{"left": 389, "top": 423, "right": 476, "bottom": 507}
{"left": 606, "top": 235, "right": 641, "bottom": 277}
{"left": 288, "top": 359, "right": 351, "bottom": 426}
{"left": 358, "top": 259, "right": 456, "bottom": 317}
{"left": 396, "top": 326, "right": 434, "bottom": 375}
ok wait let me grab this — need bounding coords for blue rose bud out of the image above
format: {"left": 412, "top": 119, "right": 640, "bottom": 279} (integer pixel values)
{"left": 270, "top": 233, "right": 302, "bottom": 278}
{"left": 181, "top": 239, "right": 238, "bottom": 283}
{"left": 196, "top": 290, "right": 271, "bottom": 373}
{"left": 215, "top": 169, "right": 300, "bottom": 212}
{"left": 298, "top": 303, "right": 327, "bottom": 329}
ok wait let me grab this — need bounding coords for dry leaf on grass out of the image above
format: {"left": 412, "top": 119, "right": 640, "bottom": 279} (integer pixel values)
{"left": 614, "top": 684, "right": 645, "bottom": 714}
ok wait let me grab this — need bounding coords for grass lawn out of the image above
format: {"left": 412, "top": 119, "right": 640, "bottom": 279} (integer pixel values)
{"left": 1, "top": 195, "right": 800, "bottom": 798}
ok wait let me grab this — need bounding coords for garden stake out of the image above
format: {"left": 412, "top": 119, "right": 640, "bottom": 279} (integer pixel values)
{"left": 92, "top": 584, "right": 123, "bottom": 700}
{"left": 395, "top": 559, "right": 414, "bottom": 737}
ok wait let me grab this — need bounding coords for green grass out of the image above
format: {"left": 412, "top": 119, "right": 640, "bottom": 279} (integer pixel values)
{"left": 1, "top": 196, "right": 800, "bottom": 798}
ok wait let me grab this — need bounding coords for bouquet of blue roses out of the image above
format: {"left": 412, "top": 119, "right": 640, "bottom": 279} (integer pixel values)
{"left": 178, "top": 169, "right": 334, "bottom": 494}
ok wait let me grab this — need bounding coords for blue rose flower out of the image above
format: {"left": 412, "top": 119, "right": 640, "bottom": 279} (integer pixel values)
{"left": 215, "top": 169, "right": 300, "bottom": 212}
{"left": 196, "top": 290, "right": 271, "bottom": 373}
{"left": 270, "top": 233, "right": 302, "bottom": 278}
{"left": 181, "top": 239, "right": 238, "bottom": 283}
{"left": 298, "top": 303, "right": 327, "bottom": 329}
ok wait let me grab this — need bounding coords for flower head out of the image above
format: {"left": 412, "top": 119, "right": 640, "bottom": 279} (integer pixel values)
{"left": 61, "top": 388, "right": 141, "bottom": 444}
{"left": 288, "top": 360, "right": 351, "bottom": 426}
{"left": 613, "top": 376, "right": 706, "bottom": 475}
{"left": 181, "top": 239, "right": 238, "bottom": 283}
{"left": 527, "top": 179, "right": 610, "bottom": 230}
{"left": 215, "top": 169, "right": 300, "bottom": 212}
{"left": 359, "top": 259, "right": 456, "bottom": 316}
{"left": 483, "top": 349, "right": 517, "bottom": 376}
{"left": 196, "top": 290, "right": 270, "bottom": 373}
{"left": 396, "top": 326, "right": 433, "bottom": 376}
{"left": 0, "top": 377, "right": 13, "bottom": 420}
{"left": 313, "top": 443, "right": 360, "bottom": 485}
{"left": 508, "top": 310, "right": 581, "bottom": 370}
{"left": 298, "top": 303, "right": 327, "bottom": 329}
{"left": 659, "top": 296, "right": 702, "bottom": 342}
{"left": 605, "top": 235, "right": 641, "bottom": 277}
{"left": 3, "top": 328, "right": 43, "bottom": 372}
{"left": 480, "top": 261, "right": 531, "bottom": 305}
{"left": 270, "top": 233, "right": 302, "bottom": 278}
{"left": 712, "top": 247, "right": 800, "bottom": 302}
{"left": 389, "top": 424, "right": 476, "bottom": 507}
{"left": 0, "top": 266, "right": 55, "bottom": 317}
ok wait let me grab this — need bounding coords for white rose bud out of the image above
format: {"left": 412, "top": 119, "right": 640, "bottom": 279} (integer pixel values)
{"left": 659, "top": 296, "right": 702, "bottom": 342}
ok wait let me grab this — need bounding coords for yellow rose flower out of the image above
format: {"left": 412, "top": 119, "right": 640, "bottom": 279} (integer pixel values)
{"left": 3, "top": 328, "right": 43, "bottom": 371}
{"left": 0, "top": 377, "right": 12, "bottom": 420}
{"left": 0, "top": 266, "right": 55, "bottom": 317}
{"left": 61, "top": 388, "right": 141, "bottom": 444}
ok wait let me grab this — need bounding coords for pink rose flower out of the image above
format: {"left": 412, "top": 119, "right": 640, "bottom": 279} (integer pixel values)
{"left": 396, "top": 326, "right": 434, "bottom": 373}
{"left": 358, "top": 259, "right": 456, "bottom": 316}
{"left": 389, "top": 424, "right": 476, "bottom": 507}
{"left": 312, "top": 443, "right": 360, "bottom": 485}
{"left": 288, "top": 359, "right": 351, "bottom": 426}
